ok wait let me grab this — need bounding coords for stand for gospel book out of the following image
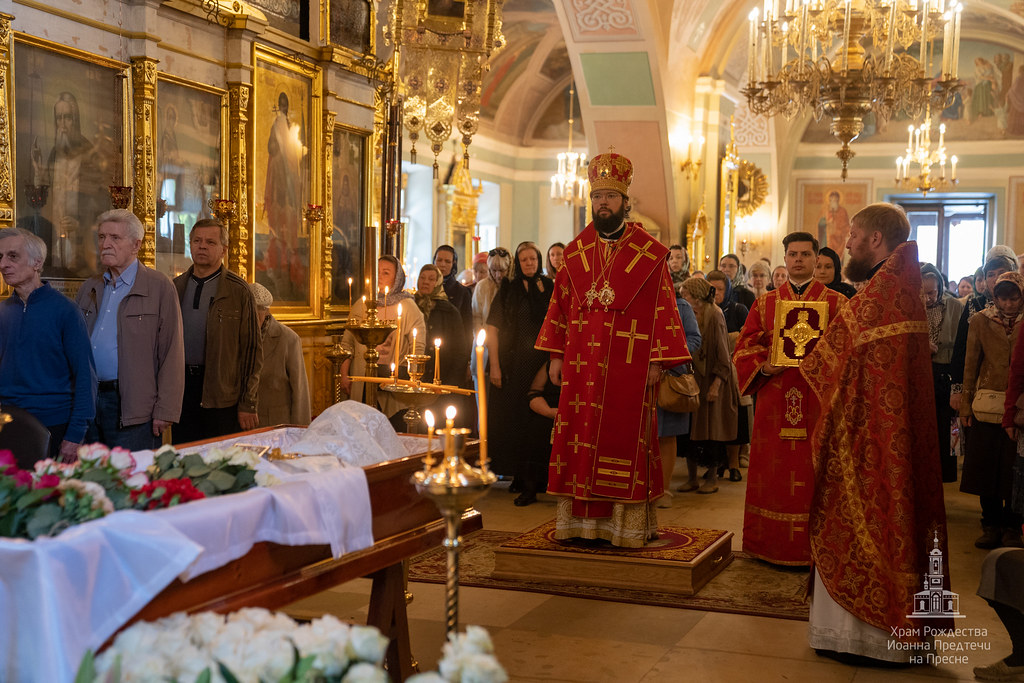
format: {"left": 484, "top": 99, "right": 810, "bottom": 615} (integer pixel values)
{"left": 492, "top": 521, "right": 733, "bottom": 596}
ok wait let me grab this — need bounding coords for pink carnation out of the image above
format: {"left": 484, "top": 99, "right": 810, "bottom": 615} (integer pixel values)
{"left": 35, "top": 474, "right": 60, "bottom": 489}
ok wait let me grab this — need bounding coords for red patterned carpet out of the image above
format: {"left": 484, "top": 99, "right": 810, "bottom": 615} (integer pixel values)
{"left": 408, "top": 527, "right": 810, "bottom": 621}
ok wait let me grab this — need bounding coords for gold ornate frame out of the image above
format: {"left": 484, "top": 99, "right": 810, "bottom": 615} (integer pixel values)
{"left": 252, "top": 44, "right": 323, "bottom": 320}
{"left": 154, "top": 73, "right": 229, "bottom": 279}
{"left": 326, "top": 121, "right": 372, "bottom": 316}
{"left": 10, "top": 33, "right": 130, "bottom": 294}
{"left": 320, "top": 0, "right": 376, "bottom": 58}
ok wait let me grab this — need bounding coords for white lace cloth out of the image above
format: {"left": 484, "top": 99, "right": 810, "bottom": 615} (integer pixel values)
{"left": 0, "top": 401, "right": 419, "bottom": 683}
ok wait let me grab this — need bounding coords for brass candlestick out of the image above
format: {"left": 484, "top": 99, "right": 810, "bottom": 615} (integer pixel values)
{"left": 413, "top": 408, "right": 495, "bottom": 636}
{"left": 344, "top": 300, "right": 397, "bottom": 408}
{"left": 379, "top": 353, "right": 443, "bottom": 433}
{"left": 325, "top": 322, "right": 353, "bottom": 405}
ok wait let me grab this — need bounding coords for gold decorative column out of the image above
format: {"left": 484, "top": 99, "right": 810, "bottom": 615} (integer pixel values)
{"left": 227, "top": 82, "right": 252, "bottom": 280}
{"left": 0, "top": 14, "right": 14, "bottom": 228}
{"left": 131, "top": 56, "right": 158, "bottom": 266}
{"left": 322, "top": 110, "right": 336, "bottom": 317}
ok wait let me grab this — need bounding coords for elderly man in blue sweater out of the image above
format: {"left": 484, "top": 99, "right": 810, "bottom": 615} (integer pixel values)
{"left": 0, "top": 227, "right": 95, "bottom": 463}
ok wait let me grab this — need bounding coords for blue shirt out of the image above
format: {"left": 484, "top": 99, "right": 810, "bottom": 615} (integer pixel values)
{"left": 91, "top": 259, "right": 139, "bottom": 381}
{"left": 0, "top": 282, "right": 97, "bottom": 442}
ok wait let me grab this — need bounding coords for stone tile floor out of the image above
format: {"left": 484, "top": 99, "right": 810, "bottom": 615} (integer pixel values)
{"left": 286, "top": 461, "right": 1003, "bottom": 682}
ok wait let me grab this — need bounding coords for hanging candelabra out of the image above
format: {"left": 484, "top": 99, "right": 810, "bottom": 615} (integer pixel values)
{"left": 895, "top": 104, "right": 958, "bottom": 196}
{"left": 549, "top": 80, "right": 588, "bottom": 205}
{"left": 387, "top": 0, "right": 505, "bottom": 177}
{"left": 742, "top": 0, "right": 964, "bottom": 180}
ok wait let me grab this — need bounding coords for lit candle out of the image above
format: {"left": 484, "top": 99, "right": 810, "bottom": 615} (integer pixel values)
{"left": 391, "top": 362, "right": 397, "bottom": 383}
{"left": 748, "top": 8, "right": 759, "bottom": 86}
{"left": 384, "top": 285, "right": 389, "bottom": 300}
{"left": 433, "top": 338, "right": 442, "bottom": 384}
{"left": 475, "top": 329, "right": 488, "bottom": 471}
{"left": 941, "top": 11, "right": 952, "bottom": 77}
{"left": 347, "top": 277, "right": 353, "bottom": 309}
{"left": 952, "top": 4, "right": 962, "bottom": 80}
{"left": 424, "top": 409, "right": 435, "bottom": 467}
{"left": 938, "top": 123, "right": 945, "bottom": 149}
{"left": 920, "top": 0, "right": 928, "bottom": 72}
{"left": 896, "top": 156, "right": 903, "bottom": 181}
{"left": 951, "top": 155, "right": 958, "bottom": 180}
{"left": 842, "top": 0, "right": 852, "bottom": 73}
{"left": 444, "top": 405, "right": 457, "bottom": 462}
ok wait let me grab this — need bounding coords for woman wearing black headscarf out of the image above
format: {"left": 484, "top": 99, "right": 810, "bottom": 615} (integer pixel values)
{"left": 812, "top": 247, "right": 856, "bottom": 298}
{"left": 433, "top": 245, "right": 474, "bottom": 344}
{"left": 485, "top": 241, "right": 554, "bottom": 504}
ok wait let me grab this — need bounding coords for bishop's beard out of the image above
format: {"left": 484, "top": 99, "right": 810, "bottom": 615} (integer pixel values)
{"left": 593, "top": 204, "right": 626, "bottom": 237}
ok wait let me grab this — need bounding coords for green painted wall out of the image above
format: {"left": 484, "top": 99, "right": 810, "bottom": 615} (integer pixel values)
{"left": 580, "top": 52, "right": 656, "bottom": 107}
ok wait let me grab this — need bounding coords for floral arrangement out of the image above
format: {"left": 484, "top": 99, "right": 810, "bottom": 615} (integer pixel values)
{"left": 78, "top": 608, "right": 392, "bottom": 683}
{"left": 147, "top": 444, "right": 279, "bottom": 496}
{"left": 75, "top": 610, "right": 508, "bottom": 683}
{"left": 408, "top": 626, "right": 508, "bottom": 683}
{"left": 0, "top": 443, "right": 277, "bottom": 540}
{"left": 0, "top": 450, "right": 111, "bottom": 540}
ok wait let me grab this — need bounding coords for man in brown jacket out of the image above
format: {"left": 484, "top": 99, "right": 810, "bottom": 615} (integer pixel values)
{"left": 76, "top": 209, "right": 184, "bottom": 450}
{"left": 173, "top": 218, "right": 262, "bottom": 443}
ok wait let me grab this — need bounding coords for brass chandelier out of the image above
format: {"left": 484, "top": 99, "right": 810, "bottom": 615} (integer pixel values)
{"left": 549, "top": 80, "right": 589, "bottom": 206}
{"left": 743, "top": 0, "right": 964, "bottom": 179}
{"left": 894, "top": 104, "right": 958, "bottom": 196}
{"left": 387, "top": 0, "right": 506, "bottom": 177}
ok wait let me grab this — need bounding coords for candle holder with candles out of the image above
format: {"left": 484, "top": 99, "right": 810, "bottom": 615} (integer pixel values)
{"left": 412, "top": 406, "right": 496, "bottom": 637}
{"left": 324, "top": 322, "right": 353, "bottom": 405}
{"left": 344, "top": 296, "right": 397, "bottom": 408}
{"left": 379, "top": 352, "right": 441, "bottom": 433}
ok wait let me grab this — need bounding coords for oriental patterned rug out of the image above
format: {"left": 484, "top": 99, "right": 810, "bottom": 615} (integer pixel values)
{"left": 408, "top": 526, "right": 810, "bottom": 621}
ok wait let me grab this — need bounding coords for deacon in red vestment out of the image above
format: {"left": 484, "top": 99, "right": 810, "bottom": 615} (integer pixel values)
{"left": 733, "top": 232, "right": 845, "bottom": 566}
{"left": 535, "top": 150, "right": 690, "bottom": 548}
{"left": 800, "top": 203, "right": 950, "bottom": 663}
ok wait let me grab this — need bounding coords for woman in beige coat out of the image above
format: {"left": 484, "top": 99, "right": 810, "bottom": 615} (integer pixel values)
{"left": 961, "top": 271, "right": 1024, "bottom": 549}
{"left": 679, "top": 277, "right": 739, "bottom": 494}
{"left": 340, "top": 256, "right": 426, "bottom": 425}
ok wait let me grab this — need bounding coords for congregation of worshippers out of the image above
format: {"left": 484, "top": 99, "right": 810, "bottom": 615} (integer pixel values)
{"left": 4, "top": 158, "right": 1024, "bottom": 677}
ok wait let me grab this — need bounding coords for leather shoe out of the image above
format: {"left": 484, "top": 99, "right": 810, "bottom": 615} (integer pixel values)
{"left": 973, "top": 659, "right": 1024, "bottom": 681}
{"left": 1002, "top": 528, "right": 1024, "bottom": 548}
{"left": 976, "top": 526, "right": 1002, "bottom": 549}
{"left": 728, "top": 468, "right": 742, "bottom": 482}
{"left": 513, "top": 492, "right": 536, "bottom": 506}
{"left": 509, "top": 478, "right": 523, "bottom": 494}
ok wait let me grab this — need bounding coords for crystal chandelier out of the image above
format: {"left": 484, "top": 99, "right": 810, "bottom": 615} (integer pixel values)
{"left": 549, "top": 80, "right": 588, "bottom": 205}
{"left": 743, "top": 0, "right": 964, "bottom": 179}
{"left": 387, "top": 0, "right": 505, "bottom": 177}
{"left": 895, "top": 104, "right": 958, "bottom": 196}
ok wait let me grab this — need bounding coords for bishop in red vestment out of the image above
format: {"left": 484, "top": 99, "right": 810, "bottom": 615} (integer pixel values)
{"left": 800, "top": 204, "right": 950, "bottom": 662}
{"left": 733, "top": 232, "right": 845, "bottom": 566}
{"left": 535, "top": 151, "right": 690, "bottom": 547}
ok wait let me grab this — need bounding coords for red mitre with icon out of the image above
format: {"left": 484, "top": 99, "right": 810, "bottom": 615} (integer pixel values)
{"left": 588, "top": 149, "right": 633, "bottom": 196}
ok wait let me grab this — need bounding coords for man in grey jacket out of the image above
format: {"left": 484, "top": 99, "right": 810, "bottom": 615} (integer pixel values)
{"left": 76, "top": 209, "right": 185, "bottom": 450}
{"left": 173, "top": 218, "right": 262, "bottom": 443}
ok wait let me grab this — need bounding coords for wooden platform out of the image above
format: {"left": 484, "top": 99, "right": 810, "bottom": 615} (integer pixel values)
{"left": 492, "top": 521, "right": 733, "bottom": 596}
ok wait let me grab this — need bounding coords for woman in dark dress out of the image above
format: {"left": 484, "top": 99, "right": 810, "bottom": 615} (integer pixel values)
{"left": 414, "top": 264, "right": 467, "bottom": 386}
{"left": 485, "top": 241, "right": 553, "bottom": 502}
{"left": 519, "top": 359, "right": 562, "bottom": 506}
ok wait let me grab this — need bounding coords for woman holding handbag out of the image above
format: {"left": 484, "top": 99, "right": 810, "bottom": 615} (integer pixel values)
{"left": 962, "top": 271, "right": 1024, "bottom": 549}
{"left": 654, "top": 281, "right": 702, "bottom": 507}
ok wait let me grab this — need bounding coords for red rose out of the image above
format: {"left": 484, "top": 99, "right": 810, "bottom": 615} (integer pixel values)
{"left": 35, "top": 474, "right": 61, "bottom": 489}
{"left": 13, "top": 470, "right": 32, "bottom": 487}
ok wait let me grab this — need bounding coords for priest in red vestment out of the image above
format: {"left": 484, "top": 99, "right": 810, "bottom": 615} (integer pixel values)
{"left": 800, "top": 203, "right": 950, "bottom": 663}
{"left": 535, "top": 150, "right": 690, "bottom": 547}
{"left": 733, "top": 231, "right": 845, "bottom": 566}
